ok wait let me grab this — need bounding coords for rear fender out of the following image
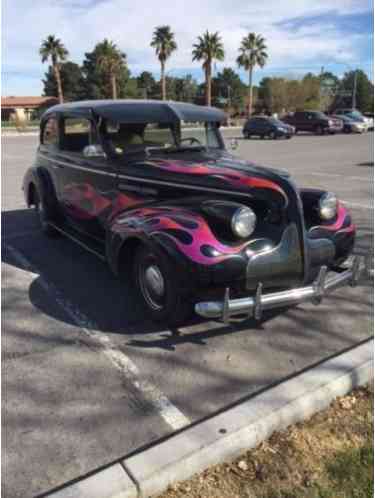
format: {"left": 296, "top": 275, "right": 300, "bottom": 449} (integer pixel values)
{"left": 24, "top": 166, "right": 59, "bottom": 219}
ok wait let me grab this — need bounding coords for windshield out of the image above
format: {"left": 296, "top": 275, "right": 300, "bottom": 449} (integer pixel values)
{"left": 312, "top": 112, "right": 328, "bottom": 119}
{"left": 347, "top": 111, "right": 364, "bottom": 120}
{"left": 269, "top": 118, "right": 286, "bottom": 126}
{"left": 101, "top": 120, "right": 222, "bottom": 156}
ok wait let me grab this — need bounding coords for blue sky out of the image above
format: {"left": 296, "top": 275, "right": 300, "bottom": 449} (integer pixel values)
{"left": 1, "top": 0, "right": 373, "bottom": 96}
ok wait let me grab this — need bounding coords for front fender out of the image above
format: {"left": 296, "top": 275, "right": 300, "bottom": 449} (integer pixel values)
{"left": 300, "top": 188, "right": 355, "bottom": 263}
{"left": 106, "top": 205, "right": 251, "bottom": 285}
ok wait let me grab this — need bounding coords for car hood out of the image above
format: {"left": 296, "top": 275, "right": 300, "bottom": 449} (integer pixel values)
{"left": 129, "top": 151, "right": 292, "bottom": 207}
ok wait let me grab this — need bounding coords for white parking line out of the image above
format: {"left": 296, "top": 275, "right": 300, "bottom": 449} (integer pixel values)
{"left": 308, "top": 172, "right": 370, "bottom": 182}
{"left": 342, "top": 201, "right": 373, "bottom": 210}
{"left": 5, "top": 244, "right": 190, "bottom": 431}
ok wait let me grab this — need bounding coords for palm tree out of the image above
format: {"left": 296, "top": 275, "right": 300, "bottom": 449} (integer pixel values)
{"left": 237, "top": 33, "right": 268, "bottom": 117}
{"left": 40, "top": 35, "right": 69, "bottom": 104}
{"left": 192, "top": 31, "right": 224, "bottom": 106}
{"left": 96, "top": 39, "right": 126, "bottom": 99}
{"left": 150, "top": 26, "right": 177, "bottom": 100}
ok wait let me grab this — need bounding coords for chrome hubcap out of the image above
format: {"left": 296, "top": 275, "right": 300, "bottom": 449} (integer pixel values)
{"left": 139, "top": 263, "right": 165, "bottom": 311}
{"left": 145, "top": 265, "right": 165, "bottom": 297}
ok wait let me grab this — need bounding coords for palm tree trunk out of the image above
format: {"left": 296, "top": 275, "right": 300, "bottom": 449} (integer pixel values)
{"left": 54, "top": 64, "right": 64, "bottom": 104}
{"left": 161, "top": 61, "right": 166, "bottom": 100}
{"left": 111, "top": 73, "right": 117, "bottom": 99}
{"left": 206, "top": 64, "right": 211, "bottom": 106}
{"left": 248, "top": 66, "right": 253, "bottom": 117}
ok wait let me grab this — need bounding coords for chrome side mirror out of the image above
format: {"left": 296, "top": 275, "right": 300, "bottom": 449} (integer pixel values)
{"left": 83, "top": 144, "right": 106, "bottom": 158}
{"left": 230, "top": 138, "right": 238, "bottom": 150}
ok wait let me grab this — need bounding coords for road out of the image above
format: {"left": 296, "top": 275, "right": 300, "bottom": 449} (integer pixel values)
{"left": 2, "top": 131, "right": 373, "bottom": 498}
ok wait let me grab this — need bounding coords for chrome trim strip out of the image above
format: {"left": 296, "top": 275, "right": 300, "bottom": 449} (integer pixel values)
{"left": 39, "top": 152, "right": 251, "bottom": 198}
{"left": 117, "top": 174, "right": 250, "bottom": 198}
{"left": 48, "top": 222, "right": 106, "bottom": 261}
{"left": 195, "top": 255, "right": 366, "bottom": 323}
{"left": 39, "top": 154, "right": 116, "bottom": 177}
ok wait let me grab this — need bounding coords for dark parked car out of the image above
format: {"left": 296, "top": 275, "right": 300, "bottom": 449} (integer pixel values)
{"left": 282, "top": 111, "right": 343, "bottom": 135}
{"left": 243, "top": 116, "right": 294, "bottom": 139}
{"left": 23, "top": 100, "right": 366, "bottom": 325}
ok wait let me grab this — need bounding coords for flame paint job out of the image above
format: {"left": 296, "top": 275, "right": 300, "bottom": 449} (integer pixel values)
{"left": 113, "top": 206, "right": 248, "bottom": 265}
{"left": 139, "top": 158, "right": 288, "bottom": 202}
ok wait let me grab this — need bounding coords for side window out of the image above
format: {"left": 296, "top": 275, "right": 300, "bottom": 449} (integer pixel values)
{"left": 144, "top": 123, "right": 174, "bottom": 146}
{"left": 61, "top": 117, "right": 94, "bottom": 153}
{"left": 42, "top": 117, "right": 58, "bottom": 146}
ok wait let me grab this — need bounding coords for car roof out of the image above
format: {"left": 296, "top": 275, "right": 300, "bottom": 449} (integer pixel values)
{"left": 41, "top": 99, "right": 226, "bottom": 124}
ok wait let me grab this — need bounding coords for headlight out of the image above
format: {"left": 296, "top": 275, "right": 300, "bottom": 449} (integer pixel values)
{"left": 277, "top": 127, "right": 285, "bottom": 131}
{"left": 231, "top": 206, "right": 256, "bottom": 238}
{"left": 319, "top": 192, "right": 337, "bottom": 220}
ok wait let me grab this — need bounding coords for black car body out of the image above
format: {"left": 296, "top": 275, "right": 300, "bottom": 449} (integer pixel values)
{"left": 282, "top": 111, "right": 343, "bottom": 134}
{"left": 243, "top": 116, "right": 294, "bottom": 139}
{"left": 22, "top": 100, "right": 365, "bottom": 325}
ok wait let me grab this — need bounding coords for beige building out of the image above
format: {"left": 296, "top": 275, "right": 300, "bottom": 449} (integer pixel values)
{"left": 1, "top": 96, "right": 58, "bottom": 122}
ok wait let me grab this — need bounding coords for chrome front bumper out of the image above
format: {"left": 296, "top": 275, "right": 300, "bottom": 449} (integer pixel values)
{"left": 195, "top": 255, "right": 370, "bottom": 323}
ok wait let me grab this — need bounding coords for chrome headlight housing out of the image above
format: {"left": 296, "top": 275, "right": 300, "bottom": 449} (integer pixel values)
{"left": 319, "top": 192, "right": 337, "bottom": 220}
{"left": 231, "top": 206, "right": 257, "bottom": 238}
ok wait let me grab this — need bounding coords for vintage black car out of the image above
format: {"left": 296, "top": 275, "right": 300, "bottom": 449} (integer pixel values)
{"left": 243, "top": 116, "right": 295, "bottom": 139}
{"left": 23, "top": 100, "right": 366, "bottom": 325}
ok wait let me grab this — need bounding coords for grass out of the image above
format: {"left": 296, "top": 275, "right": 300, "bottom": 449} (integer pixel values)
{"left": 159, "top": 385, "right": 373, "bottom": 498}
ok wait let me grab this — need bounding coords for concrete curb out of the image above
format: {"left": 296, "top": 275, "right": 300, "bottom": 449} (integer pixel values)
{"left": 45, "top": 338, "right": 373, "bottom": 498}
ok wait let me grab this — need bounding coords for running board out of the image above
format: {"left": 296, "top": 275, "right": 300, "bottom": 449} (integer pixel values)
{"left": 48, "top": 222, "right": 106, "bottom": 261}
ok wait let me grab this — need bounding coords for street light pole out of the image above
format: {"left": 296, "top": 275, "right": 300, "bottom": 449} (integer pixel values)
{"left": 352, "top": 69, "right": 357, "bottom": 109}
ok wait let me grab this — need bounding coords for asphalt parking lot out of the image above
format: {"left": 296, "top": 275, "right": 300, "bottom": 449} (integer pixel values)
{"left": 2, "top": 130, "right": 373, "bottom": 498}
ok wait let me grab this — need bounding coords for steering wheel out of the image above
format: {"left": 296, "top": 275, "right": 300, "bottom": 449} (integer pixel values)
{"left": 180, "top": 137, "right": 203, "bottom": 146}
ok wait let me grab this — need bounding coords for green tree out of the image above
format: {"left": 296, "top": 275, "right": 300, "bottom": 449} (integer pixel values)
{"left": 43, "top": 61, "right": 84, "bottom": 102}
{"left": 137, "top": 71, "right": 157, "bottom": 98}
{"left": 237, "top": 33, "right": 268, "bottom": 117}
{"left": 341, "top": 70, "right": 374, "bottom": 112}
{"left": 39, "top": 35, "right": 69, "bottom": 103}
{"left": 150, "top": 26, "right": 177, "bottom": 100}
{"left": 213, "top": 67, "right": 246, "bottom": 112}
{"left": 81, "top": 41, "right": 129, "bottom": 99}
{"left": 96, "top": 39, "right": 127, "bottom": 99}
{"left": 192, "top": 31, "right": 225, "bottom": 106}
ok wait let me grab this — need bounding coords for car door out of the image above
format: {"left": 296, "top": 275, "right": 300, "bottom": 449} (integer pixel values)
{"left": 37, "top": 114, "right": 62, "bottom": 209}
{"left": 55, "top": 115, "right": 117, "bottom": 242}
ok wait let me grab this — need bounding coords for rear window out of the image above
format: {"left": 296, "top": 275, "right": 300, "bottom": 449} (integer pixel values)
{"left": 42, "top": 117, "right": 58, "bottom": 146}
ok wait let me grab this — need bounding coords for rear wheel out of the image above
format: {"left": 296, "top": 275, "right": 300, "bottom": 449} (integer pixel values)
{"left": 34, "top": 189, "right": 58, "bottom": 237}
{"left": 133, "top": 244, "right": 192, "bottom": 326}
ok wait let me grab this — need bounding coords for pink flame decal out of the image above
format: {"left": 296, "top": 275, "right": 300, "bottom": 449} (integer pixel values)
{"left": 320, "top": 203, "right": 355, "bottom": 234}
{"left": 146, "top": 159, "right": 287, "bottom": 201}
{"left": 113, "top": 206, "right": 248, "bottom": 265}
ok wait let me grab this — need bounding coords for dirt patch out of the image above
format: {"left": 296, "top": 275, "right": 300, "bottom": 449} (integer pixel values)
{"left": 159, "top": 385, "right": 373, "bottom": 498}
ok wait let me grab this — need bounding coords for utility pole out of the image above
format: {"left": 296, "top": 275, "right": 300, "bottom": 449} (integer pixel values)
{"left": 352, "top": 69, "right": 357, "bottom": 109}
{"left": 319, "top": 66, "right": 324, "bottom": 110}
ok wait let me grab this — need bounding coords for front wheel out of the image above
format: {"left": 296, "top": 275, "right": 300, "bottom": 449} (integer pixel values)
{"left": 269, "top": 131, "right": 277, "bottom": 139}
{"left": 133, "top": 244, "right": 192, "bottom": 326}
{"left": 315, "top": 125, "right": 324, "bottom": 135}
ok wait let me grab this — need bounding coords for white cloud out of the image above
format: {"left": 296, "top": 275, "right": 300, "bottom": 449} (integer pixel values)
{"left": 1, "top": 0, "right": 372, "bottom": 95}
